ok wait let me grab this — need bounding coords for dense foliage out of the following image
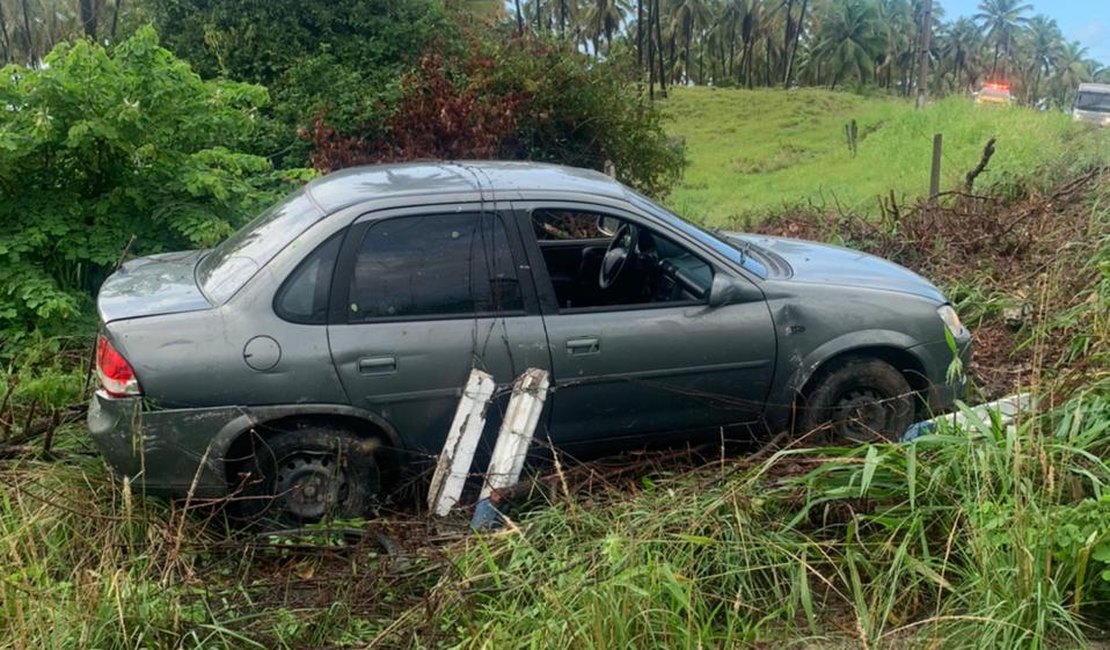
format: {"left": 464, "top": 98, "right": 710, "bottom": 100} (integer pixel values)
{"left": 515, "top": 0, "right": 1107, "bottom": 108}
{"left": 0, "top": 27, "right": 299, "bottom": 343}
{"left": 310, "top": 37, "right": 685, "bottom": 196}
{"left": 148, "top": 0, "right": 449, "bottom": 145}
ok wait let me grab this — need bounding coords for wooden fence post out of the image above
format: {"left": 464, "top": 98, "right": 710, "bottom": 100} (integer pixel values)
{"left": 929, "top": 133, "right": 942, "bottom": 204}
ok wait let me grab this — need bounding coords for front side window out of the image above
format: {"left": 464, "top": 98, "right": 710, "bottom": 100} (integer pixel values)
{"left": 532, "top": 210, "right": 613, "bottom": 241}
{"left": 347, "top": 213, "right": 522, "bottom": 322}
{"left": 529, "top": 207, "right": 713, "bottom": 311}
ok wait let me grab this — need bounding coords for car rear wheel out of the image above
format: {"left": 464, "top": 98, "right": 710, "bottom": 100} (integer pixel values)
{"left": 234, "top": 427, "right": 380, "bottom": 528}
{"left": 798, "top": 357, "right": 915, "bottom": 443}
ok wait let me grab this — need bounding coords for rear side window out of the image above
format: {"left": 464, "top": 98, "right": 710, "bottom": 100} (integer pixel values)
{"left": 274, "top": 232, "right": 343, "bottom": 324}
{"left": 197, "top": 189, "right": 324, "bottom": 304}
{"left": 347, "top": 213, "right": 522, "bottom": 322}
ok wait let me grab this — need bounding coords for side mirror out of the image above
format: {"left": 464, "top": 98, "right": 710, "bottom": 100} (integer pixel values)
{"left": 708, "top": 274, "right": 759, "bottom": 307}
{"left": 596, "top": 216, "right": 620, "bottom": 237}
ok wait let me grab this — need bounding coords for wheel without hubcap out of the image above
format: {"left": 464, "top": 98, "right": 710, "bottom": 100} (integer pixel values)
{"left": 234, "top": 427, "right": 380, "bottom": 529}
{"left": 798, "top": 357, "right": 915, "bottom": 443}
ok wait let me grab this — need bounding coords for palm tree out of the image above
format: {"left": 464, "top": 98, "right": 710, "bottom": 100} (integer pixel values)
{"left": 1021, "top": 14, "right": 1061, "bottom": 105}
{"left": 670, "top": 0, "right": 712, "bottom": 82}
{"left": 973, "top": 0, "right": 1032, "bottom": 79}
{"left": 1050, "top": 40, "right": 1093, "bottom": 107}
{"left": 583, "top": 0, "right": 628, "bottom": 57}
{"left": 814, "top": 0, "right": 883, "bottom": 89}
{"left": 938, "top": 17, "right": 983, "bottom": 93}
{"left": 875, "top": 0, "right": 913, "bottom": 92}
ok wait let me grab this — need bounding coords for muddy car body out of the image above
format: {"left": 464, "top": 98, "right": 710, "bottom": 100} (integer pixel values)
{"left": 89, "top": 162, "right": 970, "bottom": 524}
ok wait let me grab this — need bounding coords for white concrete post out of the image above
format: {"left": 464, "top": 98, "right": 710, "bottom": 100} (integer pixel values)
{"left": 427, "top": 369, "right": 496, "bottom": 517}
{"left": 472, "top": 368, "right": 550, "bottom": 529}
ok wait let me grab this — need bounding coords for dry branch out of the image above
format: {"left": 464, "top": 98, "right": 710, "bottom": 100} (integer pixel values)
{"left": 964, "top": 137, "right": 997, "bottom": 192}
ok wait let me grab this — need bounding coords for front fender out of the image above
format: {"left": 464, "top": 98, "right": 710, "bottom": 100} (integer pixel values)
{"left": 763, "top": 328, "right": 925, "bottom": 429}
{"left": 793, "top": 329, "right": 922, "bottom": 389}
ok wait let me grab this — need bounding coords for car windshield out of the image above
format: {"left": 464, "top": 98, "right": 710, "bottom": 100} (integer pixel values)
{"left": 627, "top": 192, "right": 767, "bottom": 279}
{"left": 1076, "top": 91, "right": 1110, "bottom": 113}
{"left": 196, "top": 189, "right": 324, "bottom": 304}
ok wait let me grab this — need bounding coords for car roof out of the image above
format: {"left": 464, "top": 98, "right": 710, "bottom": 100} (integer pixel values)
{"left": 302, "top": 161, "right": 629, "bottom": 212}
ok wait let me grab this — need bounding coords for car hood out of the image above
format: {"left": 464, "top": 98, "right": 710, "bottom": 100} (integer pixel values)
{"left": 97, "top": 250, "right": 212, "bottom": 323}
{"left": 731, "top": 234, "right": 946, "bottom": 302}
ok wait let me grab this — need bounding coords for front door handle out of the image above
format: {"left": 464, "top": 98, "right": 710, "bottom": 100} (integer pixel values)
{"left": 358, "top": 356, "right": 397, "bottom": 374}
{"left": 566, "top": 337, "right": 600, "bottom": 355}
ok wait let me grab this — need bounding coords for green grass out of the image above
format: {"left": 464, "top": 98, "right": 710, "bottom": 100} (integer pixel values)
{"left": 662, "top": 87, "right": 1110, "bottom": 225}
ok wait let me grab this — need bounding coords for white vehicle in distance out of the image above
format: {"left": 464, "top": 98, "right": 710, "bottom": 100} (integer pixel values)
{"left": 1073, "top": 83, "right": 1110, "bottom": 126}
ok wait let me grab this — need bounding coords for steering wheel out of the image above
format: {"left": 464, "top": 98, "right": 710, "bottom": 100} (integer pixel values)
{"left": 598, "top": 222, "right": 637, "bottom": 290}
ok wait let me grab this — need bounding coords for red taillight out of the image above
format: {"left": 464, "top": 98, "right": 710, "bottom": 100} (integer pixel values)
{"left": 96, "top": 335, "right": 141, "bottom": 397}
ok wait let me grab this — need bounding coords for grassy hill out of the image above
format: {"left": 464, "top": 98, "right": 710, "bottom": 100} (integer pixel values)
{"left": 662, "top": 86, "right": 1109, "bottom": 225}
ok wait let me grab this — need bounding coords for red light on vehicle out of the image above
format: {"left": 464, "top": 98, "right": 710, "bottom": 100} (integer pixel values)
{"left": 96, "top": 335, "right": 141, "bottom": 397}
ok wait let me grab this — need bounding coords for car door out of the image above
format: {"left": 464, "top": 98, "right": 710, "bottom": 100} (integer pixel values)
{"left": 516, "top": 201, "right": 777, "bottom": 446}
{"left": 326, "top": 204, "right": 551, "bottom": 457}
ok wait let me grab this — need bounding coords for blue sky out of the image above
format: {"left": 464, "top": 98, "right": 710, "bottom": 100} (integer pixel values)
{"left": 939, "top": 0, "right": 1109, "bottom": 65}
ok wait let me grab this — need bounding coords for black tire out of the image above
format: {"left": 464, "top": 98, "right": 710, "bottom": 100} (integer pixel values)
{"left": 798, "top": 357, "right": 915, "bottom": 443}
{"left": 233, "top": 426, "right": 380, "bottom": 529}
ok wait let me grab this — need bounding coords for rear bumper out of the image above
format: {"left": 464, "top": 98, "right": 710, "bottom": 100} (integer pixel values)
{"left": 87, "top": 391, "right": 238, "bottom": 499}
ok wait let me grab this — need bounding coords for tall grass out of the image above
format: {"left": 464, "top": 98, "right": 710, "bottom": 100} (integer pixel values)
{"left": 663, "top": 87, "right": 1110, "bottom": 224}
{"left": 419, "top": 393, "right": 1110, "bottom": 649}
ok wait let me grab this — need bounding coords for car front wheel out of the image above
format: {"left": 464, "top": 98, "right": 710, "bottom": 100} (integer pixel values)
{"left": 798, "top": 357, "right": 915, "bottom": 443}
{"left": 234, "top": 427, "right": 380, "bottom": 528}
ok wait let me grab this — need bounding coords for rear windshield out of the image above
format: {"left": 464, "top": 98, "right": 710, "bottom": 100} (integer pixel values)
{"left": 1076, "top": 91, "right": 1110, "bottom": 113}
{"left": 196, "top": 189, "right": 324, "bottom": 304}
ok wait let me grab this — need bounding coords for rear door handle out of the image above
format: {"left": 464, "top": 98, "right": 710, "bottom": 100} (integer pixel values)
{"left": 566, "top": 337, "right": 600, "bottom": 355}
{"left": 358, "top": 356, "right": 397, "bottom": 374}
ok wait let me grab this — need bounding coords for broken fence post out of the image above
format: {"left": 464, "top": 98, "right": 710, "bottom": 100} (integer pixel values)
{"left": 427, "top": 369, "right": 496, "bottom": 517}
{"left": 901, "top": 393, "right": 1032, "bottom": 441}
{"left": 472, "top": 368, "right": 551, "bottom": 531}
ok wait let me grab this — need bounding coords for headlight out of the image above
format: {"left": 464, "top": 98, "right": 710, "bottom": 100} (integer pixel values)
{"left": 937, "top": 304, "right": 964, "bottom": 338}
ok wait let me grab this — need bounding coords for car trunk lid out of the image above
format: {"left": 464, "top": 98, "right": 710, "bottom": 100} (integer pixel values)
{"left": 96, "top": 250, "right": 212, "bottom": 323}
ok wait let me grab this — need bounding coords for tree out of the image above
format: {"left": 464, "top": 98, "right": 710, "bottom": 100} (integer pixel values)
{"left": 974, "top": 0, "right": 1032, "bottom": 79}
{"left": 583, "top": 0, "right": 627, "bottom": 57}
{"left": 938, "top": 17, "right": 982, "bottom": 93}
{"left": 78, "top": 0, "right": 97, "bottom": 38}
{"left": 0, "top": 27, "right": 288, "bottom": 335}
{"left": 671, "top": 0, "right": 712, "bottom": 82}
{"left": 814, "top": 0, "right": 883, "bottom": 89}
{"left": 1049, "top": 40, "right": 1093, "bottom": 107}
{"left": 1021, "top": 14, "right": 1061, "bottom": 105}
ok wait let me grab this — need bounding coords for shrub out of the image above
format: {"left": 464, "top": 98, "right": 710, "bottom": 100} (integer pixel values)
{"left": 147, "top": 0, "right": 453, "bottom": 165}
{"left": 0, "top": 27, "right": 299, "bottom": 345}
{"left": 309, "top": 36, "right": 686, "bottom": 197}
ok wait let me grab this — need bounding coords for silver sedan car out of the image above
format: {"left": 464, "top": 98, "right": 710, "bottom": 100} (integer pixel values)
{"left": 89, "top": 162, "right": 970, "bottom": 525}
